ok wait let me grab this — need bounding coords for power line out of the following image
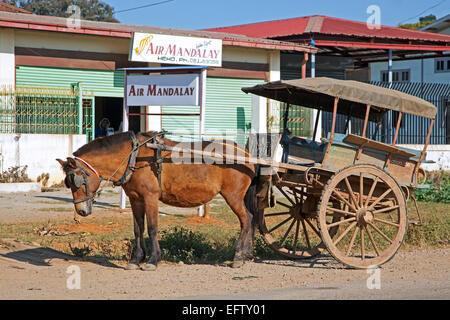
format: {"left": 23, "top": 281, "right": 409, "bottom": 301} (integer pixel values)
{"left": 398, "top": 0, "right": 447, "bottom": 24}
{"left": 115, "top": 0, "right": 175, "bottom": 14}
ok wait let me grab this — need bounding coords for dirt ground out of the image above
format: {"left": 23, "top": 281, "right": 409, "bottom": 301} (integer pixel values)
{"left": 0, "top": 189, "right": 449, "bottom": 300}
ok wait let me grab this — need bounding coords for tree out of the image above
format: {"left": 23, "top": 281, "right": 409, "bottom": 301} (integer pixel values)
{"left": 4, "top": 0, "right": 119, "bottom": 23}
{"left": 398, "top": 14, "right": 436, "bottom": 30}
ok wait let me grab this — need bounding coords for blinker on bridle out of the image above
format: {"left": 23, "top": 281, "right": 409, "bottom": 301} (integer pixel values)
{"left": 65, "top": 158, "right": 97, "bottom": 205}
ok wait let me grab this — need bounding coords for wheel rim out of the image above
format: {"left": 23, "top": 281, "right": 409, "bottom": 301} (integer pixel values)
{"left": 318, "top": 165, "right": 407, "bottom": 269}
{"left": 260, "top": 185, "right": 339, "bottom": 259}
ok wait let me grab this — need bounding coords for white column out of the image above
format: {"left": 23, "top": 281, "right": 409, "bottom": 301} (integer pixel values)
{"left": 120, "top": 73, "right": 129, "bottom": 210}
{"left": 268, "top": 51, "right": 281, "bottom": 133}
{"left": 0, "top": 29, "right": 15, "bottom": 87}
{"left": 146, "top": 105, "right": 162, "bottom": 131}
{"left": 251, "top": 94, "right": 267, "bottom": 134}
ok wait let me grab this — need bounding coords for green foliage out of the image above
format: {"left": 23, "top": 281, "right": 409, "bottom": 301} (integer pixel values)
{"left": 398, "top": 14, "right": 436, "bottom": 30}
{"left": 0, "top": 166, "right": 32, "bottom": 183}
{"left": 5, "top": 0, "right": 118, "bottom": 22}
{"left": 414, "top": 171, "right": 450, "bottom": 203}
{"left": 158, "top": 227, "right": 216, "bottom": 264}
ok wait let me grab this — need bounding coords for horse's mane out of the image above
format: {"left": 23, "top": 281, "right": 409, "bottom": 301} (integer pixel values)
{"left": 73, "top": 131, "right": 134, "bottom": 157}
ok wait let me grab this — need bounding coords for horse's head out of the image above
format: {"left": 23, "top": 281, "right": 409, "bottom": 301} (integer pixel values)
{"left": 56, "top": 157, "right": 101, "bottom": 217}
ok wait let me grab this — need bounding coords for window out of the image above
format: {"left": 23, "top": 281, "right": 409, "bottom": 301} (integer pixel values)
{"left": 380, "top": 69, "right": 410, "bottom": 83}
{"left": 435, "top": 58, "right": 450, "bottom": 73}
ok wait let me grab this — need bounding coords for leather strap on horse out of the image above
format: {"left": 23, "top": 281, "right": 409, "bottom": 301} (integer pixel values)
{"left": 113, "top": 131, "right": 140, "bottom": 187}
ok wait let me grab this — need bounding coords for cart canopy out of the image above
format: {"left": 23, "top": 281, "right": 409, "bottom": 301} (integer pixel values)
{"left": 242, "top": 77, "right": 437, "bottom": 121}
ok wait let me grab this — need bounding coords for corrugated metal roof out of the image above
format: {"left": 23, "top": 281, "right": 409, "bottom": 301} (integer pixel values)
{"left": 206, "top": 15, "right": 450, "bottom": 43}
{"left": 0, "top": 11, "right": 316, "bottom": 53}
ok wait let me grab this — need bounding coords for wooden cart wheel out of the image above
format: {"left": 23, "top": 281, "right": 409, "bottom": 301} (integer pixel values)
{"left": 259, "top": 185, "right": 340, "bottom": 259}
{"left": 317, "top": 164, "right": 407, "bottom": 269}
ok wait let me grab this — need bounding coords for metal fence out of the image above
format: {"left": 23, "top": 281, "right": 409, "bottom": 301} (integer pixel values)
{"left": 280, "top": 103, "right": 312, "bottom": 137}
{"left": 0, "top": 86, "right": 95, "bottom": 142}
{"left": 322, "top": 82, "right": 450, "bottom": 145}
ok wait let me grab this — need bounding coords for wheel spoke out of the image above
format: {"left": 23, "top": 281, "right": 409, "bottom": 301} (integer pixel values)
{"left": 344, "top": 177, "right": 359, "bottom": 210}
{"left": 265, "top": 211, "right": 291, "bottom": 217}
{"left": 346, "top": 226, "right": 359, "bottom": 256}
{"left": 359, "top": 173, "right": 364, "bottom": 208}
{"left": 268, "top": 216, "right": 294, "bottom": 233}
{"left": 292, "top": 220, "right": 300, "bottom": 254}
{"left": 368, "top": 188, "right": 393, "bottom": 211}
{"left": 373, "top": 217, "right": 400, "bottom": 228}
{"left": 368, "top": 222, "right": 393, "bottom": 244}
{"left": 304, "top": 218, "right": 321, "bottom": 237}
{"left": 326, "top": 206, "right": 356, "bottom": 217}
{"left": 333, "top": 221, "right": 357, "bottom": 246}
{"left": 360, "top": 228, "right": 365, "bottom": 260}
{"left": 277, "top": 186, "right": 295, "bottom": 206}
{"left": 278, "top": 202, "right": 292, "bottom": 209}
{"left": 364, "top": 225, "right": 380, "bottom": 256}
{"left": 364, "top": 177, "right": 379, "bottom": 208}
{"left": 279, "top": 218, "right": 296, "bottom": 246}
{"left": 327, "top": 216, "right": 356, "bottom": 229}
{"left": 331, "top": 189, "right": 357, "bottom": 212}
{"left": 301, "top": 219, "right": 311, "bottom": 249}
{"left": 373, "top": 205, "right": 399, "bottom": 214}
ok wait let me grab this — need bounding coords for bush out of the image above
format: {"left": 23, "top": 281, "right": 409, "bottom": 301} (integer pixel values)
{"left": 0, "top": 166, "right": 32, "bottom": 183}
{"left": 414, "top": 171, "right": 450, "bottom": 203}
{"left": 158, "top": 227, "right": 215, "bottom": 264}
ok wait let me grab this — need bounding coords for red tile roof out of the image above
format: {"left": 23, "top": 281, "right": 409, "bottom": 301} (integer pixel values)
{"left": 0, "top": 1, "right": 30, "bottom": 14}
{"left": 0, "top": 11, "right": 316, "bottom": 53}
{"left": 206, "top": 15, "right": 450, "bottom": 43}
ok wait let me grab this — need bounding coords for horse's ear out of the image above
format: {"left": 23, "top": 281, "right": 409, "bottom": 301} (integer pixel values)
{"left": 66, "top": 157, "right": 77, "bottom": 169}
{"left": 56, "top": 159, "right": 66, "bottom": 167}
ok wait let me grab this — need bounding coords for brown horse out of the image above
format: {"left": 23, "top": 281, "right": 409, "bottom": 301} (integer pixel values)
{"left": 57, "top": 131, "right": 258, "bottom": 270}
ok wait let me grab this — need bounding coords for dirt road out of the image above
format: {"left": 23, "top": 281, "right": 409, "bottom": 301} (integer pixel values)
{"left": 0, "top": 189, "right": 449, "bottom": 300}
{"left": 0, "top": 238, "right": 448, "bottom": 300}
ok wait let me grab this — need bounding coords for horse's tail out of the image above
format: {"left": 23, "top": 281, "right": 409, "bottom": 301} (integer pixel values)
{"left": 244, "top": 164, "right": 260, "bottom": 225}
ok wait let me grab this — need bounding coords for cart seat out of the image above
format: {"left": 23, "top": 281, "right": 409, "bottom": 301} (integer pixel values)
{"left": 285, "top": 136, "right": 327, "bottom": 164}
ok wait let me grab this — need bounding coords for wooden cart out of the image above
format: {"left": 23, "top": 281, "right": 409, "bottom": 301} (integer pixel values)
{"left": 242, "top": 77, "right": 437, "bottom": 269}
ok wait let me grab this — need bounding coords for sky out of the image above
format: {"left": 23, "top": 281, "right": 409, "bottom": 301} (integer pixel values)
{"left": 105, "top": 0, "right": 450, "bottom": 30}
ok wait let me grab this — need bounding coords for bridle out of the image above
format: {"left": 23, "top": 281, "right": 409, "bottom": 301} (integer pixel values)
{"left": 65, "top": 131, "right": 167, "bottom": 205}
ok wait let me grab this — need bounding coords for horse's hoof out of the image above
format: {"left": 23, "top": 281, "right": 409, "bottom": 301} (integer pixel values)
{"left": 141, "top": 263, "right": 157, "bottom": 271}
{"left": 232, "top": 260, "right": 244, "bottom": 268}
{"left": 125, "top": 263, "right": 140, "bottom": 270}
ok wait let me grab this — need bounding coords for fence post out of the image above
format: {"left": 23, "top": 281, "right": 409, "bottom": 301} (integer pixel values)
{"left": 77, "top": 83, "right": 83, "bottom": 135}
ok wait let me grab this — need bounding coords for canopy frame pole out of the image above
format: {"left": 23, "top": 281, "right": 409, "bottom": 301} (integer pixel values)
{"left": 392, "top": 112, "right": 403, "bottom": 146}
{"left": 321, "top": 97, "right": 339, "bottom": 167}
{"left": 312, "top": 108, "right": 321, "bottom": 142}
{"left": 354, "top": 104, "right": 371, "bottom": 162}
{"left": 413, "top": 118, "right": 435, "bottom": 185}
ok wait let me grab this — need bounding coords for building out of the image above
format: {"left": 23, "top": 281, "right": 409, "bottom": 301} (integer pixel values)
{"left": 0, "top": 10, "right": 315, "bottom": 184}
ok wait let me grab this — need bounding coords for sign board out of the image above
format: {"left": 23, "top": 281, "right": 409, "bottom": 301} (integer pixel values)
{"left": 130, "top": 32, "right": 222, "bottom": 67}
{"left": 126, "top": 73, "right": 199, "bottom": 106}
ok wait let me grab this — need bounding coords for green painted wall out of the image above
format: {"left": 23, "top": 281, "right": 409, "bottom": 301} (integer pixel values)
{"left": 162, "top": 77, "right": 264, "bottom": 144}
{"left": 16, "top": 66, "right": 124, "bottom": 97}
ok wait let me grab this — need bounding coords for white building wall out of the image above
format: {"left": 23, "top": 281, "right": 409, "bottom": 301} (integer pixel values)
{"left": 0, "top": 29, "right": 15, "bottom": 87}
{"left": 370, "top": 58, "right": 450, "bottom": 83}
{"left": 0, "top": 134, "right": 86, "bottom": 185}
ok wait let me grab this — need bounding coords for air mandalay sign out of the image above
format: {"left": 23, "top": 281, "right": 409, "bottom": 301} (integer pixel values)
{"left": 130, "top": 32, "right": 222, "bottom": 67}
{"left": 126, "top": 73, "right": 199, "bottom": 106}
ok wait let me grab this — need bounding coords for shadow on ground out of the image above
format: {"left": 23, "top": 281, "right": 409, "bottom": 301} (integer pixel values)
{"left": 0, "top": 241, "right": 122, "bottom": 269}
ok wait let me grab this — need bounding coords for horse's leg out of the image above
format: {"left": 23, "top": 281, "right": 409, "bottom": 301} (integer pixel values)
{"left": 221, "top": 190, "right": 254, "bottom": 268}
{"left": 141, "top": 193, "right": 161, "bottom": 271}
{"left": 126, "top": 199, "right": 146, "bottom": 270}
